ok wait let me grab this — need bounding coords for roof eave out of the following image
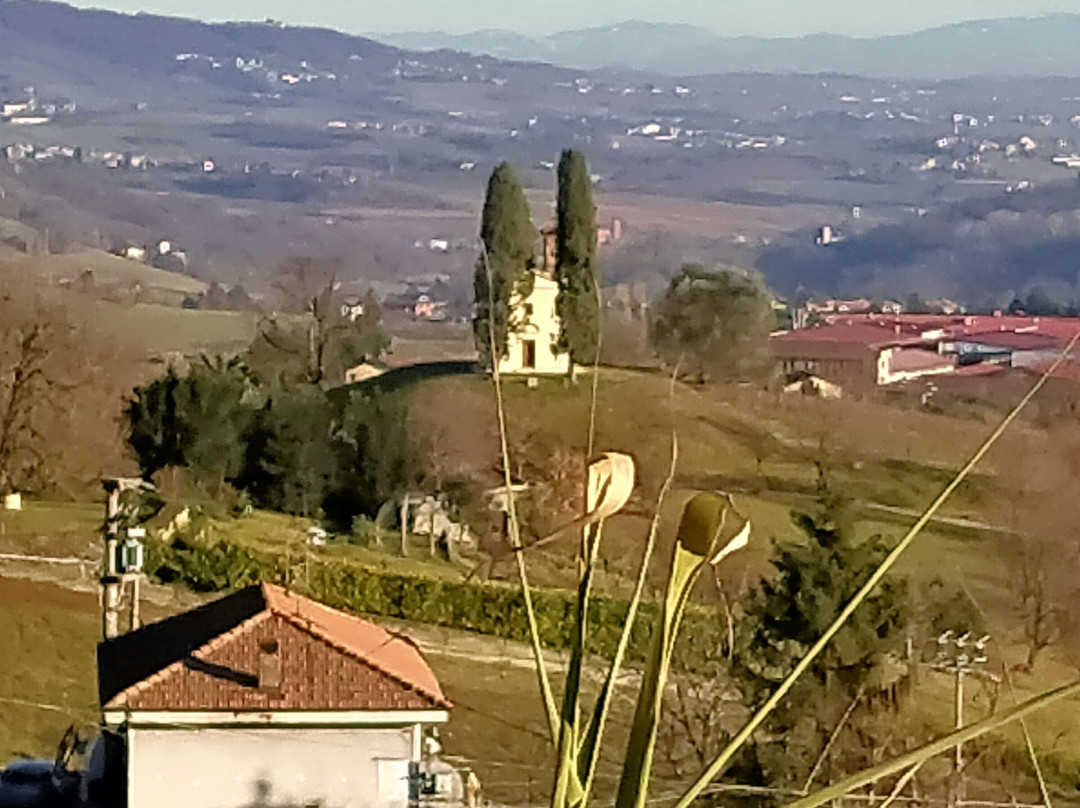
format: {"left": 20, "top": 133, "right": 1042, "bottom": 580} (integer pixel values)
{"left": 103, "top": 708, "right": 451, "bottom": 728}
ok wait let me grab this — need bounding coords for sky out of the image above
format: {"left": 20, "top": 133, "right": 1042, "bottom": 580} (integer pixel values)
{"left": 66, "top": 0, "right": 1080, "bottom": 37}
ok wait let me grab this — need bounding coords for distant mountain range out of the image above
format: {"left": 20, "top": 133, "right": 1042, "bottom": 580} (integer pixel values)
{"left": 374, "top": 16, "right": 1080, "bottom": 79}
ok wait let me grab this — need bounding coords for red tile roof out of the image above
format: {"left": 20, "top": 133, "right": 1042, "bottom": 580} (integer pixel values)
{"left": 777, "top": 316, "right": 1080, "bottom": 364}
{"left": 823, "top": 313, "right": 1080, "bottom": 342}
{"left": 952, "top": 362, "right": 1008, "bottom": 377}
{"left": 776, "top": 322, "right": 927, "bottom": 347}
{"left": 99, "top": 584, "right": 450, "bottom": 712}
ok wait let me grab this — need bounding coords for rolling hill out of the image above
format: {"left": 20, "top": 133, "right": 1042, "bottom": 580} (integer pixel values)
{"left": 375, "top": 15, "right": 1080, "bottom": 79}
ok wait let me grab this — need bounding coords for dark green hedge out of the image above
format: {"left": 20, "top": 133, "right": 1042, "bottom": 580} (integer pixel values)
{"left": 145, "top": 534, "right": 722, "bottom": 664}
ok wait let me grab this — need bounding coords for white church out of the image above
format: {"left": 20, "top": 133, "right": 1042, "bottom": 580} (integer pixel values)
{"left": 497, "top": 225, "right": 571, "bottom": 376}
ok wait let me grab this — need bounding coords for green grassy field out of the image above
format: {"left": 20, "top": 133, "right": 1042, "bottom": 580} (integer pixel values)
{"left": 0, "top": 578, "right": 100, "bottom": 761}
{"left": 0, "top": 501, "right": 103, "bottom": 558}
{"left": 89, "top": 302, "right": 260, "bottom": 359}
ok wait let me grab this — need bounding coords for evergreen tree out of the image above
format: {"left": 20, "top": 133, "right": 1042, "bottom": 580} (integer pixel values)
{"left": 554, "top": 149, "right": 600, "bottom": 374}
{"left": 174, "top": 357, "right": 254, "bottom": 494}
{"left": 731, "top": 503, "right": 910, "bottom": 788}
{"left": 126, "top": 367, "right": 188, "bottom": 477}
{"left": 473, "top": 162, "right": 536, "bottom": 366}
{"left": 236, "top": 386, "right": 336, "bottom": 517}
{"left": 324, "top": 389, "right": 424, "bottom": 526}
{"left": 126, "top": 359, "right": 254, "bottom": 491}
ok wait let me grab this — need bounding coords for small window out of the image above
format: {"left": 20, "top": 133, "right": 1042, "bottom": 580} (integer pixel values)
{"left": 524, "top": 303, "right": 534, "bottom": 317}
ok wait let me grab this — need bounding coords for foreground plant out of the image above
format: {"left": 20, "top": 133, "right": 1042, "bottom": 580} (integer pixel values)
{"left": 491, "top": 349, "right": 1080, "bottom": 808}
{"left": 479, "top": 201, "right": 1080, "bottom": 808}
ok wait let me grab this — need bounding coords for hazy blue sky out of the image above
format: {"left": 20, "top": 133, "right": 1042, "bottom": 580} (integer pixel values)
{"left": 67, "top": 0, "right": 1080, "bottom": 37}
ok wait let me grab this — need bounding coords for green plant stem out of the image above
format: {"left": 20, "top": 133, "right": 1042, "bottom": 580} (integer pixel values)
{"left": 779, "top": 679, "right": 1080, "bottom": 808}
{"left": 674, "top": 329, "right": 1080, "bottom": 808}
{"left": 482, "top": 242, "right": 560, "bottom": 741}
{"left": 578, "top": 365, "right": 681, "bottom": 808}
{"left": 586, "top": 280, "right": 602, "bottom": 459}
{"left": 552, "top": 517, "right": 604, "bottom": 808}
{"left": 1003, "top": 663, "right": 1054, "bottom": 808}
{"left": 877, "top": 761, "right": 923, "bottom": 808}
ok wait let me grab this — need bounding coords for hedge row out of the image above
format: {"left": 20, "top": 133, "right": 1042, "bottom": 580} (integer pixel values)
{"left": 145, "top": 534, "right": 723, "bottom": 664}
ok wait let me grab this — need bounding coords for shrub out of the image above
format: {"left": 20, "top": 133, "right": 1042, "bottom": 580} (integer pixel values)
{"left": 348, "top": 515, "right": 380, "bottom": 547}
{"left": 143, "top": 531, "right": 723, "bottom": 664}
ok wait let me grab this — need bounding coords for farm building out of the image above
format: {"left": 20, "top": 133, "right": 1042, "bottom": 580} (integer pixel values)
{"left": 96, "top": 583, "right": 453, "bottom": 808}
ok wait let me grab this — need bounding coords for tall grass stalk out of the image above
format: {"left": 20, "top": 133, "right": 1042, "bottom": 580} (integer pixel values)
{"left": 673, "top": 328, "right": 1080, "bottom": 808}
{"left": 481, "top": 243, "right": 560, "bottom": 740}
{"left": 780, "top": 678, "right": 1080, "bottom": 808}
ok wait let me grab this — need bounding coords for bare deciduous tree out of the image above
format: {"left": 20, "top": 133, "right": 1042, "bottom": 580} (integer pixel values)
{"left": 0, "top": 276, "right": 122, "bottom": 496}
{"left": 252, "top": 257, "right": 387, "bottom": 387}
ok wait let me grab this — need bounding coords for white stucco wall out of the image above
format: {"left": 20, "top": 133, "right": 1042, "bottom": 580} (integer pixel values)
{"left": 127, "top": 726, "right": 417, "bottom": 808}
{"left": 499, "top": 273, "right": 570, "bottom": 375}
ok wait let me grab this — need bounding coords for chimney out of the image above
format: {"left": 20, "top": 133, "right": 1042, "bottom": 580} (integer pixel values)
{"left": 258, "top": 639, "right": 282, "bottom": 693}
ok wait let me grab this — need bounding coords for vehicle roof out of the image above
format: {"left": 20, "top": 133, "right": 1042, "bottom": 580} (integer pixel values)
{"left": 2, "top": 759, "right": 54, "bottom": 773}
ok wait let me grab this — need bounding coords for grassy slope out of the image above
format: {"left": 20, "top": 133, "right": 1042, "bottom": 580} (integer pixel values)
{"left": 408, "top": 370, "right": 1016, "bottom": 589}
{"left": 3, "top": 367, "right": 1078, "bottom": 795}
{"left": 0, "top": 578, "right": 100, "bottom": 761}
{"left": 89, "top": 302, "right": 259, "bottom": 359}
{"left": 31, "top": 250, "right": 207, "bottom": 295}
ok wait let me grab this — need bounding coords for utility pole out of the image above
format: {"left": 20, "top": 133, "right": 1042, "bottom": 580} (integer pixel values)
{"left": 100, "top": 478, "right": 149, "bottom": 640}
{"left": 935, "top": 631, "right": 992, "bottom": 808}
{"left": 954, "top": 665, "right": 964, "bottom": 802}
{"left": 102, "top": 481, "right": 122, "bottom": 640}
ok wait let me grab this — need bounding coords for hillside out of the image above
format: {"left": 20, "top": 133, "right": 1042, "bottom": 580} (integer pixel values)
{"left": 378, "top": 15, "right": 1080, "bottom": 79}
{"left": 6, "top": 2, "right": 1080, "bottom": 309}
{"left": 4, "top": 367, "right": 1080, "bottom": 800}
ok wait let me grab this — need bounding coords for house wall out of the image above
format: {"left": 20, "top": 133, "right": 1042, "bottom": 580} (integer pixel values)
{"left": 127, "top": 725, "right": 418, "bottom": 808}
{"left": 876, "top": 348, "right": 955, "bottom": 385}
{"left": 498, "top": 274, "right": 570, "bottom": 375}
{"left": 780, "top": 356, "right": 872, "bottom": 392}
{"left": 1011, "top": 348, "right": 1062, "bottom": 369}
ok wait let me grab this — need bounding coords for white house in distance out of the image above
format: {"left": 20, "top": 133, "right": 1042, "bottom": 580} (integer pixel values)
{"left": 96, "top": 583, "right": 453, "bottom": 808}
{"left": 498, "top": 225, "right": 571, "bottom": 376}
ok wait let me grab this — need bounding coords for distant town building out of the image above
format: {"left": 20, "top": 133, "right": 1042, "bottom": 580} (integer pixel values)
{"left": 815, "top": 225, "right": 844, "bottom": 246}
{"left": 341, "top": 297, "right": 366, "bottom": 322}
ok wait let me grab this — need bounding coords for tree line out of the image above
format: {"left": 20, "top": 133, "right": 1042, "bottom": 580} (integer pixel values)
{"left": 125, "top": 261, "right": 420, "bottom": 525}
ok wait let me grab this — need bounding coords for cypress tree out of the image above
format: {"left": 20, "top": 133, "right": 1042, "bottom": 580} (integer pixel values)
{"left": 473, "top": 162, "right": 536, "bottom": 366}
{"left": 554, "top": 149, "right": 600, "bottom": 376}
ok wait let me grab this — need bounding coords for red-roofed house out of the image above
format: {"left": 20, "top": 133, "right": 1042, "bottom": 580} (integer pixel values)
{"left": 776, "top": 314, "right": 1080, "bottom": 390}
{"left": 95, "top": 584, "right": 451, "bottom": 808}
{"left": 772, "top": 323, "right": 953, "bottom": 390}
